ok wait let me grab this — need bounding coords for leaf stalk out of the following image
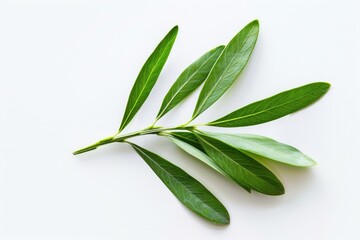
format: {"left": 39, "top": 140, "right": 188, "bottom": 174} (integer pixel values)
{"left": 73, "top": 125, "right": 196, "bottom": 155}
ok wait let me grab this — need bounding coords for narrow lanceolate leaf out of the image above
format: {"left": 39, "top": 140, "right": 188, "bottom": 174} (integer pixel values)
{"left": 165, "top": 131, "right": 251, "bottom": 192}
{"left": 166, "top": 131, "right": 205, "bottom": 152}
{"left": 156, "top": 46, "right": 225, "bottom": 120}
{"left": 201, "top": 132, "right": 316, "bottom": 167}
{"left": 209, "top": 82, "right": 330, "bottom": 127}
{"left": 130, "top": 142, "right": 230, "bottom": 225}
{"left": 192, "top": 20, "right": 259, "bottom": 119}
{"left": 195, "top": 133, "right": 284, "bottom": 195}
{"left": 119, "top": 26, "right": 178, "bottom": 131}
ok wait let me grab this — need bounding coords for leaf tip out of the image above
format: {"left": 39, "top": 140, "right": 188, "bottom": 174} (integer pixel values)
{"left": 270, "top": 183, "right": 285, "bottom": 196}
{"left": 277, "top": 187, "right": 285, "bottom": 195}
{"left": 213, "top": 210, "right": 230, "bottom": 225}
{"left": 313, "top": 81, "right": 331, "bottom": 90}
{"left": 171, "top": 25, "right": 179, "bottom": 34}
{"left": 322, "top": 82, "right": 331, "bottom": 91}
{"left": 250, "top": 19, "right": 260, "bottom": 29}
{"left": 302, "top": 159, "right": 317, "bottom": 167}
{"left": 312, "top": 82, "right": 331, "bottom": 97}
{"left": 220, "top": 215, "right": 230, "bottom": 225}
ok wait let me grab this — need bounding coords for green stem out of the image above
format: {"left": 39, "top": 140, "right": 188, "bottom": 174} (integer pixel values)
{"left": 73, "top": 125, "right": 194, "bottom": 155}
{"left": 148, "top": 118, "right": 159, "bottom": 129}
{"left": 181, "top": 118, "right": 194, "bottom": 127}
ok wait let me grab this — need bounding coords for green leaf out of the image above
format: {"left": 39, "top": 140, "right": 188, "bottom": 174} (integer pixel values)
{"left": 156, "top": 46, "right": 225, "bottom": 120}
{"left": 130, "top": 142, "right": 230, "bottom": 225}
{"left": 119, "top": 26, "right": 178, "bottom": 131}
{"left": 192, "top": 20, "right": 259, "bottom": 119}
{"left": 165, "top": 131, "right": 251, "bottom": 193}
{"left": 200, "top": 132, "right": 316, "bottom": 167}
{"left": 166, "top": 131, "right": 205, "bottom": 152}
{"left": 209, "top": 82, "right": 330, "bottom": 127}
{"left": 195, "top": 133, "right": 284, "bottom": 195}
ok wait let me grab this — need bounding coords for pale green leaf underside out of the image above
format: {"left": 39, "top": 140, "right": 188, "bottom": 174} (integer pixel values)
{"left": 201, "top": 131, "right": 316, "bottom": 167}
{"left": 209, "top": 82, "right": 330, "bottom": 127}
{"left": 119, "top": 26, "right": 178, "bottom": 131}
{"left": 166, "top": 131, "right": 251, "bottom": 193}
{"left": 195, "top": 133, "right": 284, "bottom": 195}
{"left": 192, "top": 20, "right": 259, "bottom": 119}
{"left": 130, "top": 142, "right": 230, "bottom": 225}
{"left": 168, "top": 135, "right": 222, "bottom": 172}
{"left": 156, "top": 45, "right": 225, "bottom": 120}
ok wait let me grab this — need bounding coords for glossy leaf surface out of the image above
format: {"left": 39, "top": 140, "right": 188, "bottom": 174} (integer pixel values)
{"left": 195, "top": 133, "right": 284, "bottom": 195}
{"left": 166, "top": 132, "right": 251, "bottom": 192}
{"left": 192, "top": 20, "right": 259, "bottom": 119}
{"left": 119, "top": 26, "right": 178, "bottom": 131}
{"left": 130, "top": 142, "right": 230, "bottom": 225}
{"left": 157, "top": 46, "right": 224, "bottom": 119}
{"left": 209, "top": 82, "right": 330, "bottom": 127}
{"left": 201, "top": 132, "right": 316, "bottom": 167}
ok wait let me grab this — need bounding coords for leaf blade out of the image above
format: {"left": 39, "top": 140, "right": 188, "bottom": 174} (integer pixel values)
{"left": 119, "top": 26, "right": 178, "bottom": 131}
{"left": 156, "top": 45, "right": 225, "bottom": 119}
{"left": 209, "top": 82, "right": 330, "bottom": 127}
{"left": 192, "top": 20, "right": 259, "bottom": 119}
{"left": 195, "top": 133, "right": 284, "bottom": 195}
{"left": 130, "top": 142, "right": 230, "bottom": 225}
{"left": 201, "top": 132, "right": 316, "bottom": 167}
{"left": 165, "top": 131, "right": 251, "bottom": 193}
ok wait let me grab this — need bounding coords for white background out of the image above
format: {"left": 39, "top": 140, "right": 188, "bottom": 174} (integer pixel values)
{"left": 0, "top": 0, "right": 359, "bottom": 239}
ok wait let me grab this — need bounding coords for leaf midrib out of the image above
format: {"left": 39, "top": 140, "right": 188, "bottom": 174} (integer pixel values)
{"left": 197, "top": 134, "right": 272, "bottom": 190}
{"left": 170, "top": 136, "right": 227, "bottom": 175}
{"left": 194, "top": 27, "right": 255, "bottom": 118}
{"left": 169, "top": 132, "right": 200, "bottom": 147}
{"left": 211, "top": 87, "right": 325, "bottom": 125}
{"left": 158, "top": 50, "right": 218, "bottom": 118}
{"left": 169, "top": 135, "right": 251, "bottom": 192}
{"left": 133, "top": 145, "right": 226, "bottom": 221}
{"left": 194, "top": 50, "right": 238, "bottom": 117}
{"left": 122, "top": 38, "right": 174, "bottom": 128}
